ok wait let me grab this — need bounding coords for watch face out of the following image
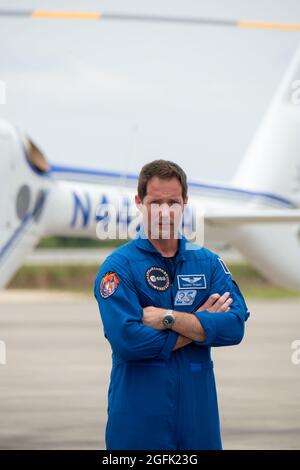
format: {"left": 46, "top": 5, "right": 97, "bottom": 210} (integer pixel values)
{"left": 163, "top": 315, "right": 174, "bottom": 327}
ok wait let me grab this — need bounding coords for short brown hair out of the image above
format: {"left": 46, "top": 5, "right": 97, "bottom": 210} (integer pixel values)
{"left": 137, "top": 159, "right": 188, "bottom": 201}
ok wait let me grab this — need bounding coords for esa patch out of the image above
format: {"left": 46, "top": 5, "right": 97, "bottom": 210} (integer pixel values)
{"left": 174, "top": 289, "right": 197, "bottom": 306}
{"left": 218, "top": 257, "right": 231, "bottom": 274}
{"left": 146, "top": 266, "right": 170, "bottom": 291}
{"left": 177, "top": 274, "right": 206, "bottom": 290}
{"left": 100, "top": 272, "right": 120, "bottom": 298}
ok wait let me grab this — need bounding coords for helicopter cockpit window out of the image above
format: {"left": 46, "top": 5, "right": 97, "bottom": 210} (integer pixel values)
{"left": 23, "top": 136, "right": 49, "bottom": 173}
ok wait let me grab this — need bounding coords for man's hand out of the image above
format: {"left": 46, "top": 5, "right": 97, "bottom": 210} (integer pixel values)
{"left": 142, "top": 306, "right": 166, "bottom": 330}
{"left": 196, "top": 292, "right": 232, "bottom": 313}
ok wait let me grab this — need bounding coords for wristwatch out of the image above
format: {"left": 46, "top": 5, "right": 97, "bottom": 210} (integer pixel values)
{"left": 162, "top": 309, "right": 175, "bottom": 329}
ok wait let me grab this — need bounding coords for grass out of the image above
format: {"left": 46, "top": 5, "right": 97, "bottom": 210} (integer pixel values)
{"left": 37, "top": 236, "right": 126, "bottom": 249}
{"left": 8, "top": 265, "right": 98, "bottom": 294}
{"left": 7, "top": 263, "right": 300, "bottom": 299}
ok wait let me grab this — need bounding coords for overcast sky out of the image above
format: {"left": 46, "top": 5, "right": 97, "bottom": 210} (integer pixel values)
{"left": 0, "top": 0, "right": 300, "bottom": 182}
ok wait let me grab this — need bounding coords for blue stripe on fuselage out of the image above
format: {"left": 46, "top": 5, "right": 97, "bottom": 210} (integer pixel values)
{"left": 50, "top": 164, "right": 295, "bottom": 208}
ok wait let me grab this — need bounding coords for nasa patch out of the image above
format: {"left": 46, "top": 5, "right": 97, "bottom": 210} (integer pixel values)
{"left": 174, "top": 289, "right": 197, "bottom": 306}
{"left": 146, "top": 266, "right": 170, "bottom": 291}
{"left": 100, "top": 272, "right": 120, "bottom": 298}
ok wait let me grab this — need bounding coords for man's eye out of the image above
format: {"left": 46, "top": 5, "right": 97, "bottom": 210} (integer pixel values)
{"left": 149, "top": 201, "right": 180, "bottom": 206}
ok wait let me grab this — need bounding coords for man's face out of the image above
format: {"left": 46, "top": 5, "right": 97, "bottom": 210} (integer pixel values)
{"left": 135, "top": 176, "right": 188, "bottom": 239}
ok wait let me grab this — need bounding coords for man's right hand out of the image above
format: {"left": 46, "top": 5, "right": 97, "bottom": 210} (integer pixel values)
{"left": 196, "top": 292, "right": 232, "bottom": 313}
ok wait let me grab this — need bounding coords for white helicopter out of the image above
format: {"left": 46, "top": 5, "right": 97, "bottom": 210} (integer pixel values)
{"left": 1, "top": 9, "right": 300, "bottom": 290}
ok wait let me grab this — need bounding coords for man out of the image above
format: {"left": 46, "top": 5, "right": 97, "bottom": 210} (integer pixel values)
{"left": 94, "top": 159, "right": 250, "bottom": 450}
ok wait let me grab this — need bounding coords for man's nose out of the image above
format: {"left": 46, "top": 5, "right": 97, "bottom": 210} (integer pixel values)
{"left": 159, "top": 204, "right": 170, "bottom": 218}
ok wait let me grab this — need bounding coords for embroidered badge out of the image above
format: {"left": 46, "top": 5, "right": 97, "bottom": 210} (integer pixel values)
{"left": 100, "top": 272, "right": 120, "bottom": 298}
{"left": 218, "top": 257, "right": 231, "bottom": 275}
{"left": 146, "top": 266, "right": 170, "bottom": 291}
{"left": 174, "top": 289, "right": 197, "bottom": 306}
{"left": 177, "top": 274, "right": 206, "bottom": 290}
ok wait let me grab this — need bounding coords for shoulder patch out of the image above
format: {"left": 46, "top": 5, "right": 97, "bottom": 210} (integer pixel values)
{"left": 100, "top": 271, "right": 120, "bottom": 298}
{"left": 218, "top": 257, "right": 231, "bottom": 275}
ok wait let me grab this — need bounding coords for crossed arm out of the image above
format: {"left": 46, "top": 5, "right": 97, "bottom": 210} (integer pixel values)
{"left": 143, "top": 291, "right": 233, "bottom": 351}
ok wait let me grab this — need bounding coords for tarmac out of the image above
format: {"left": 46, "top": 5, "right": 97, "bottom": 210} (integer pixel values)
{"left": 0, "top": 290, "right": 299, "bottom": 449}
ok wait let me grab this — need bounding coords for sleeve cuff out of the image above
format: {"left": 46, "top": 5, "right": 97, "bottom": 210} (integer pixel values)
{"left": 158, "top": 330, "right": 179, "bottom": 360}
{"left": 193, "top": 311, "right": 217, "bottom": 346}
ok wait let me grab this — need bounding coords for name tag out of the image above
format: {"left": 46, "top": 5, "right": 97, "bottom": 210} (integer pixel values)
{"left": 177, "top": 274, "right": 206, "bottom": 290}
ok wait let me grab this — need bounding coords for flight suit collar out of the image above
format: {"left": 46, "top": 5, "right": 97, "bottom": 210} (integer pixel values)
{"left": 133, "top": 225, "right": 187, "bottom": 261}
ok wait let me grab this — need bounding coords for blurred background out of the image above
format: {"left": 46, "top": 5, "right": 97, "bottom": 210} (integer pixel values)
{"left": 0, "top": 0, "right": 300, "bottom": 450}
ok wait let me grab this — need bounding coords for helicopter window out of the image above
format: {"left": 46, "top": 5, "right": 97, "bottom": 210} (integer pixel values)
{"left": 23, "top": 136, "right": 49, "bottom": 173}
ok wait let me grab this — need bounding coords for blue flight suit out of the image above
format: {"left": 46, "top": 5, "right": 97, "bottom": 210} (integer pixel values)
{"left": 94, "top": 228, "right": 250, "bottom": 450}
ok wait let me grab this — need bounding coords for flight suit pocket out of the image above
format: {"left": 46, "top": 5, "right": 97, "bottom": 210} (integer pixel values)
{"left": 189, "top": 360, "right": 214, "bottom": 372}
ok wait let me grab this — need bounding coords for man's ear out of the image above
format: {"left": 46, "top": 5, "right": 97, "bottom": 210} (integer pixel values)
{"left": 135, "top": 194, "right": 142, "bottom": 210}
